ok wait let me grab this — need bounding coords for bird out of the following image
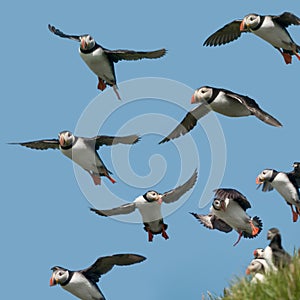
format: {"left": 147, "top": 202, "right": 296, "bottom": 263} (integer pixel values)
{"left": 191, "top": 188, "right": 263, "bottom": 246}
{"left": 159, "top": 86, "right": 282, "bottom": 144}
{"left": 9, "top": 130, "right": 140, "bottom": 185}
{"left": 203, "top": 12, "right": 300, "bottom": 64}
{"left": 256, "top": 168, "right": 300, "bottom": 222}
{"left": 253, "top": 248, "right": 277, "bottom": 272}
{"left": 90, "top": 170, "right": 197, "bottom": 241}
{"left": 267, "top": 227, "right": 291, "bottom": 268}
{"left": 246, "top": 258, "right": 271, "bottom": 283}
{"left": 290, "top": 162, "right": 300, "bottom": 186}
{"left": 48, "top": 24, "right": 166, "bottom": 100}
{"left": 49, "top": 253, "right": 146, "bottom": 300}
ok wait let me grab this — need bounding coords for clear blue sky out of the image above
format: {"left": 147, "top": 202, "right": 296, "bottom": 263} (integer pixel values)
{"left": 2, "top": 1, "right": 300, "bottom": 299}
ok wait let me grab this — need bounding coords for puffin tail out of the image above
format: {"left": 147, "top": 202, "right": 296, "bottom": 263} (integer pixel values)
{"left": 243, "top": 216, "right": 263, "bottom": 239}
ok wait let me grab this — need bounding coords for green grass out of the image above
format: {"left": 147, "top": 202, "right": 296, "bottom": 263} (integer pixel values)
{"left": 203, "top": 252, "right": 300, "bottom": 300}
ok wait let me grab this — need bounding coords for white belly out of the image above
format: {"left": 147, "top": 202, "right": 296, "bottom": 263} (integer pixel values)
{"left": 210, "top": 92, "right": 251, "bottom": 117}
{"left": 271, "top": 173, "right": 300, "bottom": 207}
{"left": 63, "top": 273, "right": 103, "bottom": 300}
{"left": 79, "top": 48, "right": 115, "bottom": 84}
{"left": 134, "top": 197, "right": 163, "bottom": 223}
{"left": 254, "top": 18, "right": 294, "bottom": 50}
{"left": 60, "top": 139, "right": 102, "bottom": 174}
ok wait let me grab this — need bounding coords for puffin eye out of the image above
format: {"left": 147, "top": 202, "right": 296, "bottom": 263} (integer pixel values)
{"left": 58, "top": 272, "right": 63, "bottom": 276}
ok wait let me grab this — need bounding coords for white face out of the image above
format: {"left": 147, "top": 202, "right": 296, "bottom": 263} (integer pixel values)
{"left": 58, "top": 131, "right": 75, "bottom": 147}
{"left": 193, "top": 86, "right": 213, "bottom": 103}
{"left": 50, "top": 269, "right": 69, "bottom": 285}
{"left": 257, "top": 169, "right": 273, "bottom": 182}
{"left": 244, "top": 14, "right": 260, "bottom": 29}
{"left": 145, "top": 191, "right": 161, "bottom": 202}
{"left": 247, "top": 260, "right": 263, "bottom": 273}
{"left": 80, "top": 35, "right": 96, "bottom": 50}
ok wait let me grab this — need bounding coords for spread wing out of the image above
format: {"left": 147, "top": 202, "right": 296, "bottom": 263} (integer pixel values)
{"left": 190, "top": 212, "right": 233, "bottom": 233}
{"left": 8, "top": 139, "right": 59, "bottom": 150}
{"left": 105, "top": 48, "right": 166, "bottom": 63}
{"left": 203, "top": 20, "right": 243, "bottom": 46}
{"left": 85, "top": 135, "right": 140, "bottom": 150}
{"left": 161, "top": 170, "right": 198, "bottom": 203}
{"left": 159, "top": 104, "right": 211, "bottom": 144}
{"left": 223, "top": 90, "right": 282, "bottom": 127}
{"left": 48, "top": 24, "right": 82, "bottom": 41}
{"left": 90, "top": 203, "right": 136, "bottom": 217}
{"left": 81, "top": 254, "right": 146, "bottom": 283}
{"left": 273, "top": 12, "right": 300, "bottom": 28}
{"left": 214, "top": 188, "right": 251, "bottom": 211}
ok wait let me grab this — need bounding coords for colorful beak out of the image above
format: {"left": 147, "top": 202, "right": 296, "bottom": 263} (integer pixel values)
{"left": 157, "top": 196, "right": 163, "bottom": 205}
{"left": 240, "top": 20, "right": 246, "bottom": 32}
{"left": 80, "top": 38, "right": 86, "bottom": 49}
{"left": 253, "top": 250, "right": 258, "bottom": 257}
{"left": 190, "top": 94, "right": 195, "bottom": 104}
{"left": 59, "top": 135, "right": 65, "bottom": 146}
{"left": 245, "top": 268, "right": 251, "bottom": 275}
{"left": 49, "top": 276, "right": 56, "bottom": 286}
{"left": 255, "top": 176, "right": 263, "bottom": 185}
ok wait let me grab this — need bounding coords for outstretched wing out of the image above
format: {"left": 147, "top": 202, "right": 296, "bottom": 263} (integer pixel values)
{"left": 90, "top": 203, "right": 136, "bottom": 217}
{"left": 159, "top": 104, "right": 211, "bottom": 144}
{"left": 81, "top": 254, "right": 146, "bottom": 283}
{"left": 48, "top": 24, "right": 82, "bottom": 41}
{"left": 85, "top": 135, "right": 140, "bottom": 150}
{"left": 223, "top": 90, "right": 282, "bottom": 127}
{"left": 105, "top": 48, "right": 166, "bottom": 63}
{"left": 203, "top": 20, "right": 243, "bottom": 46}
{"left": 8, "top": 139, "right": 59, "bottom": 150}
{"left": 190, "top": 212, "right": 233, "bottom": 233}
{"left": 273, "top": 12, "right": 300, "bottom": 28}
{"left": 161, "top": 170, "right": 198, "bottom": 203}
{"left": 214, "top": 188, "right": 251, "bottom": 211}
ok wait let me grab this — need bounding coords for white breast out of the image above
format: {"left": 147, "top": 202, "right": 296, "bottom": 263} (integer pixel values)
{"left": 210, "top": 92, "right": 251, "bottom": 117}
{"left": 271, "top": 173, "right": 300, "bottom": 207}
{"left": 62, "top": 272, "right": 104, "bottom": 300}
{"left": 79, "top": 48, "right": 115, "bottom": 84}
{"left": 253, "top": 17, "right": 294, "bottom": 50}
{"left": 134, "top": 196, "right": 163, "bottom": 223}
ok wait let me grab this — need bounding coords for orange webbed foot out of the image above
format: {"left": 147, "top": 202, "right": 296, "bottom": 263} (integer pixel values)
{"left": 97, "top": 78, "right": 107, "bottom": 91}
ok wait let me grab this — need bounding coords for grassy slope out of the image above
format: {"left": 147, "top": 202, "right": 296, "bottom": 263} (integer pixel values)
{"left": 205, "top": 253, "right": 300, "bottom": 300}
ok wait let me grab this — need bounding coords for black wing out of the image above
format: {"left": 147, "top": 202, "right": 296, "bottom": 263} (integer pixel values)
{"left": 222, "top": 90, "right": 282, "bottom": 127}
{"left": 214, "top": 188, "right": 251, "bottom": 211}
{"left": 203, "top": 20, "right": 243, "bottom": 46}
{"left": 81, "top": 254, "right": 146, "bottom": 283}
{"left": 190, "top": 212, "right": 233, "bottom": 233}
{"left": 8, "top": 139, "right": 59, "bottom": 150}
{"left": 90, "top": 203, "right": 136, "bottom": 217}
{"left": 161, "top": 170, "right": 198, "bottom": 203}
{"left": 85, "top": 135, "right": 140, "bottom": 150}
{"left": 48, "top": 24, "right": 82, "bottom": 41}
{"left": 159, "top": 104, "right": 211, "bottom": 144}
{"left": 273, "top": 12, "right": 300, "bottom": 28}
{"left": 105, "top": 48, "right": 166, "bottom": 63}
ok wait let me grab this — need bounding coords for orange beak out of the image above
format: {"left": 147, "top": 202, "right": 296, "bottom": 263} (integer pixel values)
{"left": 191, "top": 95, "right": 195, "bottom": 104}
{"left": 49, "top": 276, "right": 56, "bottom": 286}
{"left": 59, "top": 135, "right": 65, "bottom": 146}
{"left": 80, "top": 38, "right": 86, "bottom": 49}
{"left": 245, "top": 268, "right": 250, "bottom": 275}
{"left": 240, "top": 20, "right": 246, "bottom": 32}
{"left": 157, "top": 196, "right": 163, "bottom": 205}
{"left": 253, "top": 250, "right": 258, "bottom": 257}
{"left": 255, "top": 176, "right": 263, "bottom": 185}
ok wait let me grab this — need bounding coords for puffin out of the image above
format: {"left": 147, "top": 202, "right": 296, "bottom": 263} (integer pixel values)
{"left": 159, "top": 86, "right": 282, "bottom": 144}
{"left": 253, "top": 247, "right": 277, "bottom": 272}
{"left": 256, "top": 168, "right": 300, "bottom": 222}
{"left": 90, "top": 170, "right": 197, "bottom": 241}
{"left": 50, "top": 253, "right": 146, "bottom": 300}
{"left": 291, "top": 162, "right": 300, "bottom": 185}
{"left": 246, "top": 258, "right": 271, "bottom": 283}
{"left": 9, "top": 131, "right": 140, "bottom": 185}
{"left": 190, "top": 188, "right": 263, "bottom": 246}
{"left": 267, "top": 227, "right": 291, "bottom": 268}
{"left": 203, "top": 12, "right": 300, "bottom": 64}
{"left": 48, "top": 24, "right": 166, "bottom": 100}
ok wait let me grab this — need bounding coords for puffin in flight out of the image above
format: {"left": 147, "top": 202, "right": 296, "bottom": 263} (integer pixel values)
{"left": 91, "top": 170, "right": 197, "bottom": 241}
{"left": 203, "top": 12, "right": 300, "bottom": 64}
{"left": 191, "top": 188, "right": 263, "bottom": 246}
{"left": 159, "top": 86, "right": 281, "bottom": 144}
{"left": 9, "top": 131, "right": 140, "bottom": 185}
{"left": 50, "top": 253, "right": 146, "bottom": 300}
{"left": 48, "top": 24, "right": 166, "bottom": 100}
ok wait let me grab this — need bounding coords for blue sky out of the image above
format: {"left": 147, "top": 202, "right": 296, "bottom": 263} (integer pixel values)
{"left": 2, "top": 1, "right": 300, "bottom": 299}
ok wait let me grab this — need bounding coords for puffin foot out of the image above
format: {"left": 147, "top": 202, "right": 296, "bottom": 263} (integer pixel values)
{"left": 290, "top": 204, "right": 298, "bottom": 222}
{"left": 147, "top": 229, "right": 153, "bottom": 242}
{"left": 294, "top": 51, "right": 300, "bottom": 61}
{"left": 161, "top": 226, "right": 169, "bottom": 240}
{"left": 250, "top": 220, "right": 260, "bottom": 236}
{"left": 282, "top": 52, "right": 292, "bottom": 64}
{"left": 106, "top": 174, "right": 116, "bottom": 184}
{"left": 113, "top": 85, "right": 121, "bottom": 100}
{"left": 88, "top": 172, "right": 101, "bottom": 185}
{"left": 97, "top": 77, "right": 107, "bottom": 91}
{"left": 233, "top": 232, "right": 243, "bottom": 246}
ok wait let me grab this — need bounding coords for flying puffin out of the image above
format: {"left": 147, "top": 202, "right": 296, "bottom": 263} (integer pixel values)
{"left": 190, "top": 188, "right": 263, "bottom": 246}
{"left": 9, "top": 131, "right": 140, "bottom": 185}
{"left": 203, "top": 12, "right": 300, "bottom": 64}
{"left": 50, "top": 253, "right": 146, "bottom": 300}
{"left": 246, "top": 258, "right": 271, "bottom": 283}
{"left": 159, "top": 86, "right": 282, "bottom": 144}
{"left": 90, "top": 170, "right": 197, "bottom": 241}
{"left": 290, "top": 162, "right": 300, "bottom": 185}
{"left": 256, "top": 168, "right": 300, "bottom": 222}
{"left": 267, "top": 227, "right": 291, "bottom": 268}
{"left": 48, "top": 24, "right": 166, "bottom": 100}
